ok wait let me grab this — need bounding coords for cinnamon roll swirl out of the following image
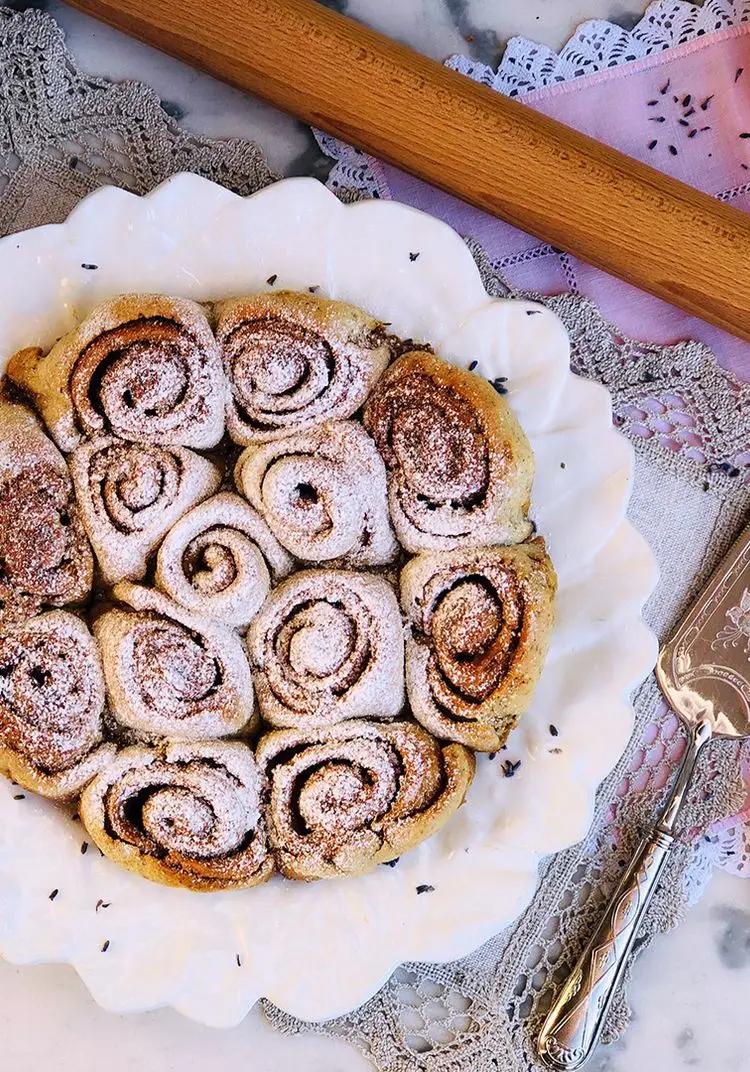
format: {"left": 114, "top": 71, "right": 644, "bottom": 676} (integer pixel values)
{"left": 69, "top": 436, "right": 221, "bottom": 585}
{"left": 8, "top": 294, "right": 226, "bottom": 451}
{"left": 247, "top": 569, "right": 405, "bottom": 728}
{"left": 0, "top": 402, "right": 92, "bottom": 629}
{"left": 155, "top": 492, "right": 293, "bottom": 630}
{"left": 363, "top": 351, "right": 534, "bottom": 551}
{"left": 79, "top": 740, "right": 273, "bottom": 890}
{"left": 94, "top": 584, "right": 256, "bottom": 741}
{"left": 257, "top": 719, "right": 475, "bottom": 879}
{"left": 0, "top": 611, "right": 114, "bottom": 798}
{"left": 400, "top": 541, "right": 556, "bottom": 751}
{"left": 216, "top": 290, "right": 391, "bottom": 443}
{"left": 234, "top": 421, "right": 397, "bottom": 567}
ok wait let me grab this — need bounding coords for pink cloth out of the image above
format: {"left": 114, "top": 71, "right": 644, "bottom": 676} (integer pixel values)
{"left": 364, "top": 25, "right": 750, "bottom": 383}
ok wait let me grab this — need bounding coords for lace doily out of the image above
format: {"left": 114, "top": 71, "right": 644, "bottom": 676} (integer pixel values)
{"left": 447, "top": 0, "right": 750, "bottom": 97}
{"left": 0, "top": 5, "right": 748, "bottom": 1070}
{"left": 0, "top": 7, "right": 274, "bottom": 235}
{"left": 464, "top": 241, "right": 750, "bottom": 489}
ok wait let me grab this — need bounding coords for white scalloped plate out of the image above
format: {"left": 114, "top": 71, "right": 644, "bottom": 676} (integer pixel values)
{"left": 0, "top": 175, "right": 658, "bottom": 1026}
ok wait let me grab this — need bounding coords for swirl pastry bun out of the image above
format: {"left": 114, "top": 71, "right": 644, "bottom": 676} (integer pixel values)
{"left": 216, "top": 290, "right": 391, "bottom": 443}
{"left": 156, "top": 492, "right": 293, "bottom": 630}
{"left": 95, "top": 583, "right": 256, "bottom": 741}
{"left": 0, "top": 285, "right": 558, "bottom": 894}
{"left": 0, "top": 612, "right": 114, "bottom": 798}
{"left": 80, "top": 740, "right": 273, "bottom": 891}
{"left": 247, "top": 569, "right": 405, "bottom": 729}
{"left": 364, "top": 350, "right": 534, "bottom": 551}
{"left": 68, "top": 436, "right": 221, "bottom": 585}
{"left": 400, "top": 540, "right": 557, "bottom": 751}
{"left": 0, "top": 401, "right": 92, "bottom": 628}
{"left": 9, "top": 294, "right": 226, "bottom": 451}
{"left": 257, "top": 719, "right": 475, "bottom": 879}
{"left": 234, "top": 420, "right": 397, "bottom": 567}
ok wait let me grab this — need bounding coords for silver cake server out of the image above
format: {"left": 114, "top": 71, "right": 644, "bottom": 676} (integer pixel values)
{"left": 538, "top": 521, "right": 750, "bottom": 1070}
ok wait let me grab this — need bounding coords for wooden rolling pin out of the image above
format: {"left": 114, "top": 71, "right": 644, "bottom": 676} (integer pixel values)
{"left": 67, "top": 0, "right": 750, "bottom": 340}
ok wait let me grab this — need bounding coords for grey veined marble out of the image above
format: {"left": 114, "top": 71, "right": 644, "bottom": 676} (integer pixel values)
{"left": 586, "top": 872, "right": 750, "bottom": 1072}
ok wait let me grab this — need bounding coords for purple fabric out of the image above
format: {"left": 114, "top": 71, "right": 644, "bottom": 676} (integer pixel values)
{"left": 364, "top": 25, "right": 750, "bottom": 383}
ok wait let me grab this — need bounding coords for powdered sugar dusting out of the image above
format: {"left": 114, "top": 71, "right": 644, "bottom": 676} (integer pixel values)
{"left": 235, "top": 420, "right": 397, "bottom": 568}
{"left": 364, "top": 351, "right": 534, "bottom": 550}
{"left": 401, "top": 543, "right": 556, "bottom": 752}
{"left": 80, "top": 740, "right": 272, "bottom": 889}
{"left": 247, "top": 569, "right": 405, "bottom": 729}
{"left": 287, "top": 603, "right": 354, "bottom": 676}
{"left": 69, "top": 436, "right": 220, "bottom": 585}
{"left": 0, "top": 611, "right": 113, "bottom": 797}
{"left": 0, "top": 402, "right": 92, "bottom": 628}
{"left": 155, "top": 492, "right": 293, "bottom": 630}
{"left": 0, "top": 611, "right": 104, "bottom": 768}
{"left": 217, "top": 291, "right": 390, "bottom": 444}
{"left": 0, "top": 286, "right": 548, "bottom": 891}
{"left": 67, "top": 297, "right": 225, "bottom": 449}
{"left": 257, "top": 719, "right": 471, "bottom": 879}
{"left": 94, "top": 584, "right": 255, "bottom": 741}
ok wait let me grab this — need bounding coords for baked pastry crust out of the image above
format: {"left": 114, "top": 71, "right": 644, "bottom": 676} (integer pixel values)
{"left": 69, "top": 435, "right": 220, "bottom": 585}
{"left": 257, "top": 719, "right": 475, "bottom": 880}
{"left": 364, "top": 350, "right": 534, "bottom": 551}
{"left": 155, "top": 492, "right": 293, "bottom": 631}
{"left": 95, "top": 583, "right": 257, "bottom": 741}
{"left": 247, "top": 568, "right": 405, "bottom": 729}
{"left": 8, "top": 294, "right": 226, "bottom": 451}
{"left": 234, "top": 420, "right": 398, "bottom": 568}
{"left": 0, "top": 611, "right": 114, "bottom": 799}
{"left": 216, "top": 290, "right": 391, "bottom": 443}
{"left": 400, "top": 540, "right": 557, "bottom": 751}
{"left": 80, "top": 739, "right": 273, "bottom": 891}
{"left": 0, "top": 400, "right": 92, "bottom": 628}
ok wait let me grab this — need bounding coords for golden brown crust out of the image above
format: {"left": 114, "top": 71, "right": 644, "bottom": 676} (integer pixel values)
{"left": 234, "top": 420, "right": 398, "bottom": 567}
{"left": 216, "top": 290, "right": 391, "bottom": 443}
{"left": 155, "top": 492, "right": 294, "bottom": 630}
{"left": 8, "top": 294, "right": 226, "bottom": 451}
{"left": 400, "top": 540, "right": 557, "bottom": 751}
{"left": 68, "top": 435, "right": 221, "bottom": 586}
{"left": 0, "top": 401, "right": 92, "bottom": 629}
{"left": 256, "top": 719, "right": 475, "bottom": 880}
{"left": 363, "top": 350, "right": 534, "bottom": 551}
{"left": 79, "top": 740, "right": 274, "bottom": 891}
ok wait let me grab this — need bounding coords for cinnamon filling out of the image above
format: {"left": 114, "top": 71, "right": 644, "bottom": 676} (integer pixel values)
{"left": 429, "top": 572, "right": 523, "bottom": 705}
{"left": 0, "top": 618, "right": 102, "bottom": 772}
{"left": 226, "top": 316, "right": 334, "bottom": 427}
{"left": 89, "top": 442, "right": 183, "bottom": 534}
{"left": 72, "top": 317, "right": 201, "bottom": 437}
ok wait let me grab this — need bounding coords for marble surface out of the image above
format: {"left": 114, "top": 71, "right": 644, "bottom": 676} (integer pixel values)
{"left": 1, "top": 0, "right": 749, "bottom": 1069}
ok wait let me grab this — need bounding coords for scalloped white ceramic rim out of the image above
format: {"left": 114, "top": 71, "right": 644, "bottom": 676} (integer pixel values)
{"left": 0, "top": 175, "right": 658, "bottom": 1027}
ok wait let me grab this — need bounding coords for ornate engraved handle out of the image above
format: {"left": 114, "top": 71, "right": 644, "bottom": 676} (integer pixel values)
{"left": 537, "top": 717, "right": 712, "bottom": 1070}
{"left": 537, "top": 827, "right": 672, "bottom": 1069}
